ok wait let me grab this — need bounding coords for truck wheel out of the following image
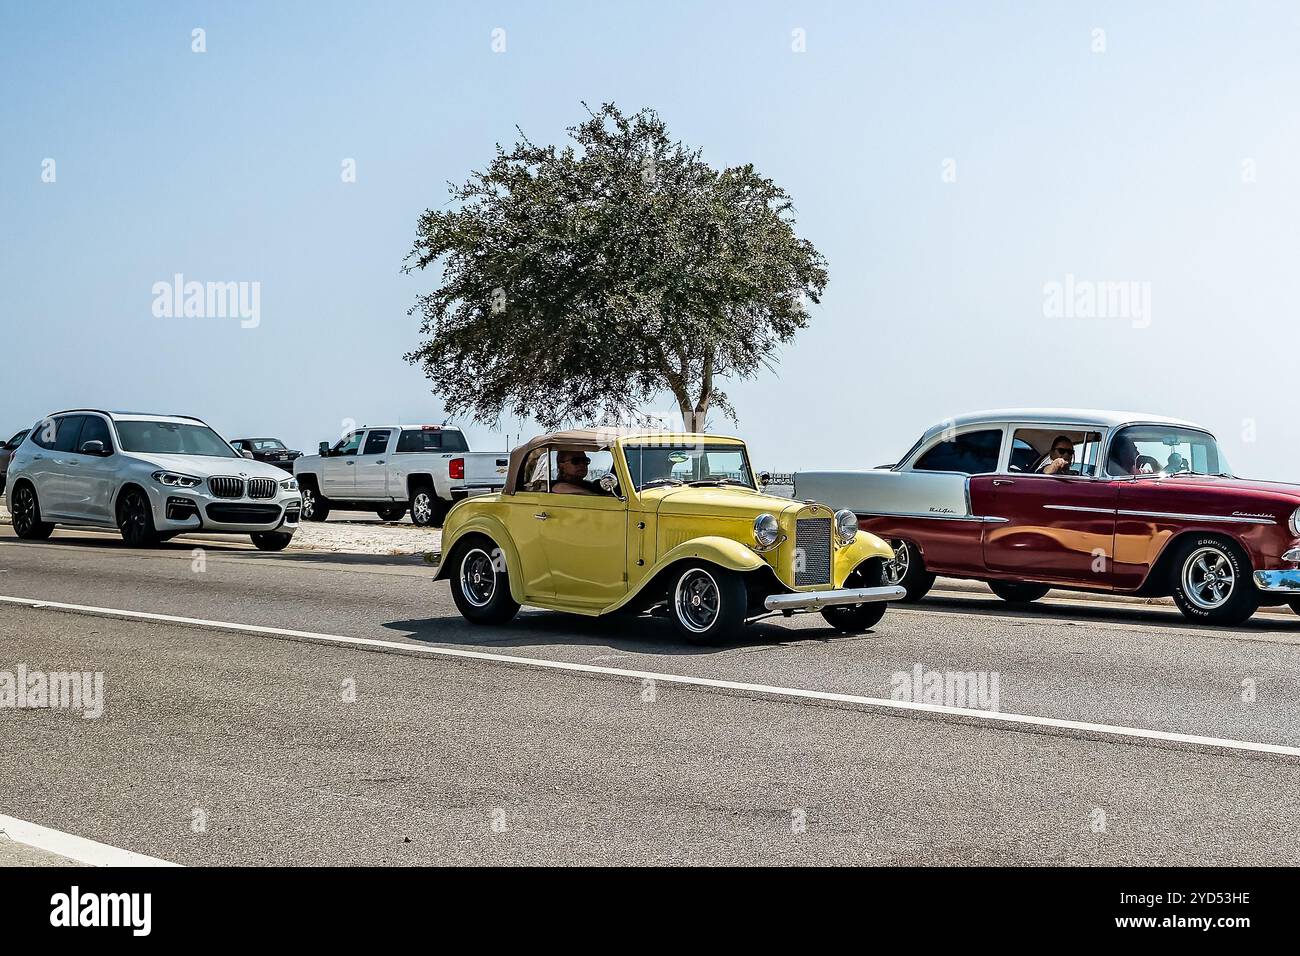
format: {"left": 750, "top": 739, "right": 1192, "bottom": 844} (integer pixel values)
{"left": 1170, "top": 536, "right": 1259, "bottom": 626}
{"left": 883, "top": 539, "right": 936, "bottom": 601}
{"left": 821, "top": 559, "right": 889, "bottom": 633}
{"left": 116, "top": 487, "right": 161, "bottom": 547}
{"left": 10, "top": 482, "right": 54, "bottom": 540}
{"left": 450, "top": 541, "right": 520, "bottom": 625}
{"left": 410, "top": 486, "right": 447, "bottom": 527}
{"left": 301, "top": 485, "right": 330, "bottom": 522}
{"left": 251, "top": 532, "right": 294, "bottom": 552}
{"left": 669, "top": 563, "right": 748, "bottom": 646}
{"left": 377, "top": 505, "right": 406, "bottom": 522}
{"left": 988, "top": 581, "right": 1051, "bottom": 603}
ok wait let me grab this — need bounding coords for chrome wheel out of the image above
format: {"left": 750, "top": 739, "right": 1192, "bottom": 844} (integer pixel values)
{"left": 301, "top": 488, "right": 317, "bottom": 519}
{"left": 12, "top": 485, "right": 37, "bottom": 535}
{"left": 459, "top": 547, "right": 497, "bottom": 608}
{"left": 1182, "top": 546, "right": 1235, "bottom": 610}
{"left": 674, "top": 568, "right": 721, "bottom": 634}
{"left": 883, "top": 540, "right": 910, "bottom": 585}
{"left": 412, "top": 492, "right": 433, "bottom": 524}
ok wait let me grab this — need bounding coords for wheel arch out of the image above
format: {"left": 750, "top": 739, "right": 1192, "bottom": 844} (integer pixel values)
{"left": 436, "top": 517, "right": 526, "bottom": 605}
{"left": 1138, "top": 528, "right": 1254, "bottom": 596}
{"left": 604, "top": 536, "right": 773, "bottom": 614}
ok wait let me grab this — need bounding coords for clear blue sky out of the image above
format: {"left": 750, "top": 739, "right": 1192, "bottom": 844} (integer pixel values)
{"left": 3, "top": 1, "right": 1297, "bottom": 477}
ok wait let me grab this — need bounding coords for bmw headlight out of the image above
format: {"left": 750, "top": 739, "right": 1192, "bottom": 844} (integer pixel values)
{"left": 753, "top": 513, "right": 780, "bottom": 548}
{"left": 1290, "top": 506, "right": 1300, "bottom": 537}
{"left": 151, "top": 470, "right": 202, "bottom": 488}
{"left": 835, "top": 508, "right": 859, "bottom": 543}
{"left": 280, "top": 478, "right": 299, "bottom": 492}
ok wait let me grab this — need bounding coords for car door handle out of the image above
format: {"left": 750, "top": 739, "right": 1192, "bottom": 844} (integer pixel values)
{"left": 375, "top": 460, "right": 385, "bottom": 464}
{"left": 346, "top": 461, "right": 355, "bottom": 466}
{"left": 534, "top": 512, "right": 549, "bottom": 520}
{"left": 992, "top": 479, "right": 1015, "bottom": 486}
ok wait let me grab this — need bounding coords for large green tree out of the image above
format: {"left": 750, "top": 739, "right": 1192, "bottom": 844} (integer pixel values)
{"left": 404, "top": 103, "right": 828, "bottom": 432}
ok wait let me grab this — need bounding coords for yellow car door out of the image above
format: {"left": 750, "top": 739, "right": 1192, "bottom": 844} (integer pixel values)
{"left": 537, "top": 493, "right": 629, "bottom": 609}
{"left": 501, "top": 490, "right": 556, "bottom": 600}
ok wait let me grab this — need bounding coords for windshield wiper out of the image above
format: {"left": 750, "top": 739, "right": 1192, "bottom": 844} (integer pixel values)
{"left": 640, "top": 477, "right": 686, "bottom": 490}
{"left": 686, "top": 478, "right": 752, "bottom": 488}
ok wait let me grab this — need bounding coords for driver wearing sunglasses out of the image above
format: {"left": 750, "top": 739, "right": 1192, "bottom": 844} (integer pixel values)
{"left": 552, "top": 449, "right": 603, "bottom": 495}
{"left": 1038, "top": 435, "right": 1076, "bottom": 475}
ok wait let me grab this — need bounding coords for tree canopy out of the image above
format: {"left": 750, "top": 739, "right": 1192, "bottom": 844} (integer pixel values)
{"left": 404, "top": 103, "right": 829, "bottom": 432}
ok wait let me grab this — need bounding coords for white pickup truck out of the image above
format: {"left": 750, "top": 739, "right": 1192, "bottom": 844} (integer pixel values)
{"left": 293, "top": 425, "right": 508, "bottom": 526}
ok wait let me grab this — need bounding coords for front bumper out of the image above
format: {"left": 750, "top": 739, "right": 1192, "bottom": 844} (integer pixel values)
{"left": 765, "top": 584, "right": 906, "bottom": 612}
{"left": 148, "top": 483, "right": 302, "bottom": 534}
{"left": 1253, "top": 570, "right": 1300, "bottom": 593}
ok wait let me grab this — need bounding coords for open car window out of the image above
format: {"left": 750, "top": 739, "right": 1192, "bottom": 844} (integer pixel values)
{"left": 912, "top": 429, "right": 1002, "bottom": 475}
{"left": 1008, "top": 428, "right": 1103, "bottom": 477}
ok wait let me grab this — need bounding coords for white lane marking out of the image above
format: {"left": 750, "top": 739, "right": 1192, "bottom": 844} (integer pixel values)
{"left": 4, "top": 594, "right": 1299, "bottom": 761}
{"left": 0, "top": 813, "right": 179, "bottom": 867}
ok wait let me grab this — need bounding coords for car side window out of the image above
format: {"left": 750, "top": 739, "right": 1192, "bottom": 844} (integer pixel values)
{"left": 52, "top": 416, "right": 87, "bottom": 454}
{"left": 362, "top": 430, "right": 391, "bottom": 455}
{"left": 334, "top": 433, "right": 364, "bottom": 457}
{"left": 77, "top": 415, "right": 113, "bottom": 454}
{"left": 516, "top": 447, "right": 550, "bottom": 493}
{"left": 912, "top": 429, "right": 1003, "bottom": 474}
{"left": 30, "top": 419, "right": 59, "bottom": 450}
{"left": 6, "top": 430, "right": 27, "bottom": 449}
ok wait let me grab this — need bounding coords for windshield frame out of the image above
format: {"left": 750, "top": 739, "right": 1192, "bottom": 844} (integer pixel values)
{"left": 1102, "top": 423, "right": 1230, "bottom": 479}
{"left": 115, "top": 419, "right": 240, "bottom": 459}
{"left": 619, "top": 441, "right": 757, "bottom": 493}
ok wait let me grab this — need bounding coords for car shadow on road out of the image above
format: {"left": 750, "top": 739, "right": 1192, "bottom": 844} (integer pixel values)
{"left": 380, "top": 609, "right": 870, "bottom": 657}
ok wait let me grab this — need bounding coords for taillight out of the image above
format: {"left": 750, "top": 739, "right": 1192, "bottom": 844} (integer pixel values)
{"left": 449, "top": 458, "right": 464, "bottom": 480}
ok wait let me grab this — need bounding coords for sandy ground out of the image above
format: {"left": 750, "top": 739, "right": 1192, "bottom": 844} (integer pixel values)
{"left": 0, "top": 503, "right": 442, "bottom": 556}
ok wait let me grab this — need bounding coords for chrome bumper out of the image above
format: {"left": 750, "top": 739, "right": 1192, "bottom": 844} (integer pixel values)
{"left": 764, "top": 584, "right": 906, "bottom": 612}
{"left": 1253, "top": 569, "right": 1300, "bottom": 593}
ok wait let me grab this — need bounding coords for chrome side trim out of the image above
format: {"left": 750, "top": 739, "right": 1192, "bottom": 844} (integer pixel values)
{"left": 1042, "top": 504, "right": 1118, "bottom": 515}
{"left": 1117, "top": 509, "right": 1276, "bottom": 526}
{"left": 855, "top": 511, "right": 1006, "bottom": 524}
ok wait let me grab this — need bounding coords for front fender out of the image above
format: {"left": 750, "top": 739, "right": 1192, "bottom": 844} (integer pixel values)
{"left": 833, "top": 531, "right": 894, "bottom": 587}
{"left": 605, "top": 535, "right": 768, "bottom": 613}
{"left": 435, "top": 512, "right": 527, "bottom": 605}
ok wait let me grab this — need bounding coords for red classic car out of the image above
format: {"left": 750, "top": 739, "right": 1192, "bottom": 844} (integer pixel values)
{"left": 793, "top": 409, "right": 1300, "bottom": 625}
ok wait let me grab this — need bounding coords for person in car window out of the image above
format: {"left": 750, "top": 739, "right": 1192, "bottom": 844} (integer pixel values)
{"left": 552, "top": 450, "right": 602, "bottom": 495}
{"left": 1038, "top": 436, "right": 1075, "bottom": 475}
{"left": 1108, "top": 434, "right": 1141, "bottom": 475}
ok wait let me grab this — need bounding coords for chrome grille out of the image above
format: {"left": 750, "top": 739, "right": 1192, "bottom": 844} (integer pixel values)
{"left": 247, "top": 477, "right": 277, "bottom": 499}
{"left": 209, "top": 476, "right": 245, "bottom": 499}
{"left": 794, "top": 517, "right": 833, "bottom": 586}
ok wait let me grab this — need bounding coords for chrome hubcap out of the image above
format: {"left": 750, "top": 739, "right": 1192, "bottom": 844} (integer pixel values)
{"left": 413, "top": 493, "right": 431, "bottom": 523}
{"left": 883, "top": 540, "right": 910, "bottom": 585}
{"left": 302, "top": 490, "right": 315, "bottom": 518}
{"left": 460, "top": 548, "right": 496, "bottom": 607}
{"left": 675, "top": 569, "right": 720, "bottom": 633}
{"left": 1183, "top": 547, "right": 1235, "bottom": 610}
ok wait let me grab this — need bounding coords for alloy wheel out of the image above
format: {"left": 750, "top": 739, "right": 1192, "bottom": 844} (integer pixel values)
{"left": 13, "top": 485, "right": 36, "bottom": 535}
{"left": 674, "top": 568, "right": 721, "bottom": 634}
{"left": 883, "top": 540, "right": 910, "bottom": 585}
{"left": 459, "top": 548, "right": 497, "bottom": 607}
{"left": 413, "top": 492, "right": 432, "bottom": 524}
{"left": 1181, "top": 546, "right": 1235, "bottom": 610}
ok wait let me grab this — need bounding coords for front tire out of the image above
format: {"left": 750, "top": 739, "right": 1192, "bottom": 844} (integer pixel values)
{"left": 821, "top": 558, "right": 889, "bottom": 633}
{"left": 10, "top": 482, "right": 54, "bottom": 540}
{"left": 251, "top": 531, "right": 293, "bottom": 552}
{"left": 669, "top": 563, "right": 748, "bottom": 646}
{"left": 450, "top": 541, "right": 520, "bottom": 625}
{"left": 116, "top": 487, "right": 160, "bottom": 547}
{"left": 988, "top": 580, "right": 1051, "bottom": 603}
{"left": 1170, "top": 536, "right": 1259, "bottom": 626}
{"left": 883, "top": 539, "right": 936, "bottom": 602}
{"left": 300, "top": 485, "right": 330, "bottom": 522}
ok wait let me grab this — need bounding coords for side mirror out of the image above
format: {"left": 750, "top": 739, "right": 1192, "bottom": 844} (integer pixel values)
{"left": 319, "top": 441, "right": 331, "bottom": 457}
{"left": 241, "top": 450, "right": 255, "bottom": 460}
{"left": 598, "top": 474, "right": 623, "bottom": 499}
{"left": 79, "top": 440, "right": 106, "bottom": 456}
{"left": 758, "top": 471, "right": 771, "bottom": 487}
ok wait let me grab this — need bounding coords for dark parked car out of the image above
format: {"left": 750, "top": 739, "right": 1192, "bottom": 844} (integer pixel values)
{"left": 0, "top": 428, "right": 30, "bottom": 495}
{"left": 231, "top": 437, "right": 302, "bottom": 473}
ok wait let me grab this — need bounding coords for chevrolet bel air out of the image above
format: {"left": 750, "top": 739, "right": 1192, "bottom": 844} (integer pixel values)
{"left": 436, "top": 429, "right": 904, "bottom": 644}
{"left": 793, "top": 409, "right": 1300, "bottom": 626}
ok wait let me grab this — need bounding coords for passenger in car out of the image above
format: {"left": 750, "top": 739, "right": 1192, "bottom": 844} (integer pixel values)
{"left": 1038, "top": 436, "right": 1075, "bottom": 475}
{"left": 551, "top": 449, "right": 602, "bottom": 495}
{"left": 1108, "top": 434, "right": 1141, "bottom": 475}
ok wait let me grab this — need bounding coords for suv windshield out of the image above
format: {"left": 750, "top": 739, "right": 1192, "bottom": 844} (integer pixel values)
{"left": 116, "top": 420, "right": 239, "bottom": 458}
{"left": 1105, "top": 425, "right": 1231, "bottom": 478}
{"left": 622, "top": 443, "right": 755, "bottom": 491}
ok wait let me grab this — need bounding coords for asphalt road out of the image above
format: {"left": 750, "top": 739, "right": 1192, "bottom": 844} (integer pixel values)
{"left": 2, "top": 527, "right": 1299, "bottom": 865}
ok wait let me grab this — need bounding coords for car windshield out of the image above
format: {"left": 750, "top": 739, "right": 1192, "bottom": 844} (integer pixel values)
{"left": 248, "top": 439, "right": 285, "bottom": 450}
{"left": 622, "top": 443, "right": 755, "bottom": 491}
{"left": 117, "top": 420, "right": 239, "bottom": 458}
{"left": 1105, "top": 425, "right": 1231, "bottom": 478}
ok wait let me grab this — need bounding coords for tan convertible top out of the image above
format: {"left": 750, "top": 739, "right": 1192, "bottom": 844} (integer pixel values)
{"left": 503, "top": 428, "right": 624, "bottom": 494}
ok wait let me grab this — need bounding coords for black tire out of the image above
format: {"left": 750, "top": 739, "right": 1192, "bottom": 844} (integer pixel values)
{"left": 10, "top": 482, "right": 54, "bottom": 540}
{"left": 882, "top": 539, "right": 936, "bottom": 601}
{"left": 1289, "top": 599, "right": 1300, "bottom": 618}
{"left": 411, "top": 486, "right": 448, "bottom": 527}
{"left": 251, "top": 531, "right": 293, "bottom": 552}
{"left": 116, "top": 486, "right": 161, "bottom": 547}
{"left": 300, "top": 484, "right": 330, "bottom": 522}
{"left": 988, "top": 580, "right": 1052, "bottom": 603}
{"left": 449, "top": 538, "right": 520, "bottom": 625}
{"left": 668, "top": 562, "right": 748, "bottom": 646}
{"left": 821, "top": 558, "right": 889, "bottom": 633}
{"left": 377, "top": 505, "right": 407, "bottom": 522}
{"left": 1169, "top": 535, "right": 1259, "bottom": 626}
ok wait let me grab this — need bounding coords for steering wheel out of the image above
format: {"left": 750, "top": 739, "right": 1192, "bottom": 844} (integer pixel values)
{"left": 1135, "top": 454, "right": 1161, "bottom": 474}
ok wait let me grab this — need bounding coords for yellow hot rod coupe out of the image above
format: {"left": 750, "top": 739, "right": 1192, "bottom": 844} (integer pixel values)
{"left": 435, "top": 429, "right": 905, "bottom": 644}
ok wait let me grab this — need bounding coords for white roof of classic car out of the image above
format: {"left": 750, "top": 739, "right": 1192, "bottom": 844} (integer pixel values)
{"left": 919, "top": 408, "right": 1204, "bottom": 442}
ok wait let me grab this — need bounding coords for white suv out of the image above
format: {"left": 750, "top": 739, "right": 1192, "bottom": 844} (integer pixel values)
{"left": 5, "top": 410, "right": 302, "bottom": 551}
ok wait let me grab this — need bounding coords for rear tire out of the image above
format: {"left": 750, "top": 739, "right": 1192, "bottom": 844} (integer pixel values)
{"left": 300, "top": 484, "right": 330, "bottom": 522}
{"left": 883, "top": 539, "right": 936, "bottom": 602}
{"left": 669, "top": 563, "right": 748, "bottom": 646}
{"left": 10, "top": 482, "right": 54, "bottom": 540}
{"left": 411, "top": 486, "right": 448, "bottom": 527}
{"left": 449, "top": 539, "right": 520, "bottom": 625}
{"left": 821, "top": 558, "right": 889, "bottom": 633}
{"left": 116, "top": 487, "right": 161, "bottom": 547}
{"left": 1170, "top": 536, "right": 1259, "bottom": 626}
{"left": 251, "top": 531, "right": 293, "bottom": 552}
{"left": 988, "top": 581, "right": 1051, "bottom": 603}
{"left": 377, "top": 505, "right": 406, "bottom": 522}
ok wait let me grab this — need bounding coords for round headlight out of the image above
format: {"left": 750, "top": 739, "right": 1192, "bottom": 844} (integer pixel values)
{"left": 753, "top": 513, "right": 780, "bottom": 548}
{"left": 1290, "top": 506, "right": 1300, "bottom": 537}
{"left": 835, "top": 508, "right": 859, "bottom": 542}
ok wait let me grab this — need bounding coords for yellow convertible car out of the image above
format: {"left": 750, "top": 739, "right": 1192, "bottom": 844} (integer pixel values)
{"left": 435, "top": 429, "right": 905, "bottom": 644}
